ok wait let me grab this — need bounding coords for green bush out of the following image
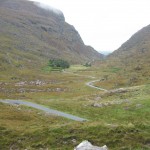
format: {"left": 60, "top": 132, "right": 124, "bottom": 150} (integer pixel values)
{"left": 48, "top": 59, "right": 70, "bottom": 69}
{"left": 84, "top": 62, "right": 91, "bottom": 67}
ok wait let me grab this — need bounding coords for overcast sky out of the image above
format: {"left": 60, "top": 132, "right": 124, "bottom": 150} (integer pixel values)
{"left": 28, "top": 0, "right": 150, "bottom": 53}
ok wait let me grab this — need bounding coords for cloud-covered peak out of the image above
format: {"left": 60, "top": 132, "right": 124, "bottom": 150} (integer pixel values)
{"left": 33, "top": 1, "right": 63, "bottom": 15}
{"left": 27, "top": 0, "right": 65, "bottom": 20}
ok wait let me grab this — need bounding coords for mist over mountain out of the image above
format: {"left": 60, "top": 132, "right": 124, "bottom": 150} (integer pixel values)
{"left": 29, "top": 0, "right": 64, "bottom": 15}
{"left": 0, "top": 0, "right": 102, "bottom": 72}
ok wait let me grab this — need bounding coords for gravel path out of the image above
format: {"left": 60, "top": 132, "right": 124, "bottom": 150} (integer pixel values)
{"left": 0, "top": 99, "right": 88, "bottom": 122}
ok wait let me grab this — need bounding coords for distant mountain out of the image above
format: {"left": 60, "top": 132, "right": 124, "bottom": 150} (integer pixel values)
{"left": 101, "top": 51, "right": 111, "bottom": 56}
{"left": 0, "top": 0, "right": 102, "bottom": 72}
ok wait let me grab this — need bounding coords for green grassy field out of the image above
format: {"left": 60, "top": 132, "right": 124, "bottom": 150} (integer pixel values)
{"left": 0, "top": 65, "right": 150, "bottom": 149}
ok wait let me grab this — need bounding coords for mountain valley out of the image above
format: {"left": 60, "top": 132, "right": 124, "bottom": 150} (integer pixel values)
{"left": 0, "top": 0, "right": 150, "bottom": 150}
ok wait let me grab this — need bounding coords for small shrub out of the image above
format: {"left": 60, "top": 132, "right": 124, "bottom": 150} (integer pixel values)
{"left": 84, "top": 62, "right": 91, "bottom": 67}
{"left": 48, "top": 59, "right": 70, "bottom": 69}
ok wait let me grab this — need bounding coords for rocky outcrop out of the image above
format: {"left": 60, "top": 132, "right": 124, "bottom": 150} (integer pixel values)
{"left": 92, "top": 99, "right": 130, "bottom": 108}
{"left": 74, "top": 141, "right": 108, "bottom": 150}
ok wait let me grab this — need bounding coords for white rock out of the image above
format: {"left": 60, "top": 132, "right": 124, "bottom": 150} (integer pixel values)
{"left": 93, "top": 103, "right": 103, "bottom": 108}
{"left": 74, "top": 140, "right": 108, "bottom": 150}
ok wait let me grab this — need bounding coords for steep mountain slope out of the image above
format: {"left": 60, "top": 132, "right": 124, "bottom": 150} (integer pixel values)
{"left": 109, "top": 24, "right": 150, "bottom": 65}
{"left": 0, "top": 0, "right": 102, "bottom": 72}
{"left": 109, "top": 25, "right": 150, "bottom": 75}
{"left": 93, "top": 24, "right": 150, "bottom": 88}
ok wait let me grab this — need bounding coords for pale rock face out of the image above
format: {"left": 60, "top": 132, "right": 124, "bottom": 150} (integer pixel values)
{"left": 74, "top": 140, "right": 108, "bottom": 150}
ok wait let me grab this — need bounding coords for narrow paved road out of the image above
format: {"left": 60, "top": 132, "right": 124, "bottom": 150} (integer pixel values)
{"left": 0, "top": 99, "right": 88, "bottom": 122}
{"left": 86, "top": 80, "right": 108, "bottom": 91}
{"left": 0, "top": 72, "right": 106, "bottom": 122}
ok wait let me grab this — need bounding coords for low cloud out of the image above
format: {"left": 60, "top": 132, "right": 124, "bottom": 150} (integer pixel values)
{"left": 27, "top": 0, "right": 63, "bottom": 15}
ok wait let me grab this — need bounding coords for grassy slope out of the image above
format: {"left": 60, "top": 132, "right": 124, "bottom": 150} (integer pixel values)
{"left": 93, "top": 59, "right": 150, "bottom": 90}
{"left": 104, "top": 25, "right": 150, "bottom": 87}
{"left": 0, "top": 65, "right": 150, "bottom": 150}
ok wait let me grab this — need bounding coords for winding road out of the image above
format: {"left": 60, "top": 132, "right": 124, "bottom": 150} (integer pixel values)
{"left": 0, "top": 99, "right": 88, "bottom": 122}
{"left": 0, "top": 71, "right": 107, "bottom": 121}
{"left": 63, "top": 70, "right": 107, "bottom": 91}
{"left": 86, "top": 80, "right": 108, "bottom": 91}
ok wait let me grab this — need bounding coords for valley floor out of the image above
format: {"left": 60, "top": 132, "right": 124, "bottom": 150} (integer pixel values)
{"left": 0, "top": 65, "right": 150, "bottom": 149}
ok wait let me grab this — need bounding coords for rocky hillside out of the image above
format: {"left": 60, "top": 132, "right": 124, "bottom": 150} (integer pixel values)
{"left": 109, "top": 24, "right": 150, "bottom": 64}
{"left": 109, "top": 25, "right": 150, "bottom": 72}
{"left": 0, "top": 0, "right": 102, "bottom": 72}
{"left": 92, "top": 24, "right": 150, "bottom": 87}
